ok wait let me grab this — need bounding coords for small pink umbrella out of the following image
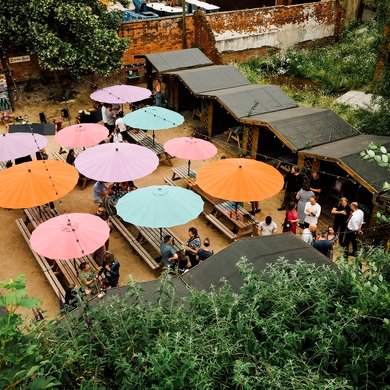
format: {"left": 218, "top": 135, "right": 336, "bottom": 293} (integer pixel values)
{"left": 30, "top": 213, "right": 110, "bottom": 260}
{"left": 90, "top": 84, "right": 151, "bottom": 104}
{"left": 75, "top": 143, "right": 159, "bottom": 182}
{"left": 164, "top": 136, "right": 218, "bottom": 174}
{"left": 55, "top": 123, "right": 108, "bottom": 148}
{"left": 0, "top": 132, "right": 48, "bottom": 161}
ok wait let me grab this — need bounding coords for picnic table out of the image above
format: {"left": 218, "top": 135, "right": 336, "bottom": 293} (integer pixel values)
{"left": 205, "top": 201, "right": 258, "bottom": 239}
{"left": 24, "top": 206, "right": 59, "bottom": 229}
{"left": 171, "top": 165, "right": 197, "bottom": 181}
{"left": 127, "top": 130, "right": 174, "bottom": 166}
{"left": 135, "top": 226, "right": 184, "bottom": 254}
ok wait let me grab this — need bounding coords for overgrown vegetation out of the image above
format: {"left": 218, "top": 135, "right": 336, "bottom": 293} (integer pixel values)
{"left": 237, "top": 20, "right": 390, "bottom": 136}
{"left": 1, "top": 254, "right": 390, "bottom": 388}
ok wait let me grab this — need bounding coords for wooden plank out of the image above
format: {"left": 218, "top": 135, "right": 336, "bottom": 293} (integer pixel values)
{"left": 109, "top": 216, "right": 160, "bottom": 270}
{"left": 15, "top": 218, "right": 66, "bottom": 302}
{"left": 52, "top": 151, "right": 66, "bottom": 163}
{"left": 164, "top": 176, "right": 177, "bottom": 186}
{"left": 137, "top": 226, "right": 184, "bottom": 254}
{"left": 171, "top": 165, "right": 196, "bottom": 181}
{"left": 204, "top": 214, "right": 237, "bottom": 240}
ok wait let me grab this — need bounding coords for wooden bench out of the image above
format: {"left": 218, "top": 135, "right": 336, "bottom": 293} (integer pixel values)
{"left": 127, "top": 130, "right": 174, "bottom": 166}
{"left": 171, "top": 165, "right": 196, "bottom": 181}
{"left": 24, "top": 206, "right": 59, "bottom": 229}
{"left": 204, "top": 213, "right": 237, "bottom": 240}
{"left": 163, "top": 176, "right": 177, "bottom": 186}
{"left": 109, "top": 215, "right": 160, "bottom": 270}
{"left": 15, "top": 218, "right": 66, "bottom": 303}
{"left": 0, "top": 161, "right": 8, "bottom": 171}
{"left": 136, "top": 226, "right": 184, "bottom": 254}
{"left": 187, "top": 178, "right": 223, "bottom": 207}
{"left": 52, "top": 151, "right": 66, "bottom": 163}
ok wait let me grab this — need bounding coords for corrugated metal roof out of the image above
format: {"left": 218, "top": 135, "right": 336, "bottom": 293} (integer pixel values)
{"left": 301, "top": 135, "right": 390, "bottom": 193}
{"left": 199, "top": 84, "right": 298, "bottom": 119}
{"left": 167, "top": 65, "right": 251, "bottom": 93}
{"left": 181, "top": 234, "right": 334, "bottom": 292}
{"left": 248, "top": 107, "right": 359, "bottom": 151}
{"left": 144, "top": 48, "right": 213, "bottom": 73}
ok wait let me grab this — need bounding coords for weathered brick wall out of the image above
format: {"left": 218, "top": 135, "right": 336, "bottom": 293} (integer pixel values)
{"left": 195, "top": 0, "right": 345, "bottom": 64}
{"left": 120, "top": 16, "right": 195, "bottom": 66}
{"left": 2, "top": 52, "right": 47, "bottom": 83}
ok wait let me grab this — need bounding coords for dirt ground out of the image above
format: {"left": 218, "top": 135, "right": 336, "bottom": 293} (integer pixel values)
{"left": 0, "top": 77, "right": 332, "bottom": 319}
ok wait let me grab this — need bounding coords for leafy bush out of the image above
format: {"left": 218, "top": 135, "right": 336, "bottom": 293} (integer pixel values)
{"left": 28, "top": 255, "right": 390, "bottom": 389}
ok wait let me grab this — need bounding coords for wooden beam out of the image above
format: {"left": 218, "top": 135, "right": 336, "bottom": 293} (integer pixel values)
{"left": 173, "top": 81, "right": 179, "bottom": 112}
{"left": 242, "top": 125, "right": 249, "bottom": 155}
{"left": 250, "top": 126, "right": 259, "bottom": 159}
{"left": 207, "top": 101, "right": 213, "bottom": 138}
{"left": 297, "top": 154, "right": 305, "bottom": 170}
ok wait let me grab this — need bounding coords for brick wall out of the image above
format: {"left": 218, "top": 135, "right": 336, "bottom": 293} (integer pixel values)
{"left": 195, "top": 0, "right": 345, "bottom": 64}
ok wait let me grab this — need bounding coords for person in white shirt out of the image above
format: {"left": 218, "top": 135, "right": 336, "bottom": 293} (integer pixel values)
{"left": 343, "top": 202, "right": 364, "bottom": 258}
{"left": 255, "top": 216, "right": 277, "bottom": 236}
{"left": 111, "top": 128, "right": 123, "bottom": 143}
{"left": 101, "top": 104, "right": 108, "bottom": 126}
{"left": 301, "top": 224, "right": 317, "bottom": 245}
{"left": 304, "top": 196, "right": 321, "bottom": 227}
{"left": 115, "top": 116, "right": 127, "bottom": 133}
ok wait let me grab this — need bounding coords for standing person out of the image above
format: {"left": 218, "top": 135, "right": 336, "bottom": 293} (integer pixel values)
{"left": 304, "top": 196, "right": 321, "bottom": 228}
{"left": 313, "top": 230, "right": 333, "bottom": 258}
{"left": 101, "top": 103, "right": 108, "bottom": 127}
{"left": 331, "top": 197, "right": 351, "bottom": 245}
{"left": 309, "top": 171, "right": 322, "bottom": 198}
{"left": 256, "top": 216, "right": 277, "bottom": 236}
{"left": 111, "top": 127, "right": 123, "bottom": 143}
{"left": 104, "top": 104, "right": 116, "bottom": 136}
{"left": 160, "top": 235, "right": 178, "bottom": 270}
{"left": 197, "top": 238, "right": 214, "bottom": 261}
{"left": 343, "top": 202, "right": 364, "bottom": 258}
{"left": 327, "top": 226, "right": 339, "bottom": 259}
{"left": 296, "top": 183, "right": 314, "bottom": 227}
{"left": 282, "top": 202, "right": 299, "bottom": 234}
{"left": 249, "top": 201, "right": 261, "bottom": 215}
{"left": 154, "top": 79, "right": 163, "bottom": 107}
{"left": 278, "top": 165, "right": 303, "bottom": 211}
{"left": 302, "top": 224, "right": 317, "bottom": 245}
{"left": 99, "top": 252, "right": 120, "bottom": 288}
{"left": 185, "top": 227, "right": 201, "bottom": 267}
{"left": 115, "top": 111, "right": 127, "bottom": 132}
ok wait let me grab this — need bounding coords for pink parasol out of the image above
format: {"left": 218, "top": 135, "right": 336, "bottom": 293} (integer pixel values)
{"left": 55, "top": 123, "right": 108, "bottom": 148}
{"left": 74, "top": 143, "right": 159, "bottom": 182}
{"left": 0, "top": 132, "right": 48, "bottom": 162}
{"left": 90, "top": 84, "right": 151, "bottom": 104}
{"left": 164, "top": 136, "right": 217, "bottom": 174}
{"left": 30, "top": 213, "right": 110, "bottom": 259}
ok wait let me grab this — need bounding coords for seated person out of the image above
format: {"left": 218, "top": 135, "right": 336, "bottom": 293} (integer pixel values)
{"left": 197, "top": 238, "right": 214, "bottom": 261}
{"left": 160, "top": 235, "right": 178, "bottom": 269}
{"left": 78, "top": 262, "right": 100, "bottom": 296}
{"left": 101, "top": 188, "right": 117, "bottom": 216}
{"left": 66, "top": 149, "right": 76, "bottom": 166}
{"left": 98, "top": 252, "right": 120, "bottom": 288}
{"left": 93, "top": 181, "right": 106, "bottom": 204}
{"left": 302, "top": 224, "right": 317, "bottom": 245}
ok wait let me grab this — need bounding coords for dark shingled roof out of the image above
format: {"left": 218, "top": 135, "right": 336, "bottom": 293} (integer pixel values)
{"left": 247, "top": 107, "right": 359, "bottom": 151}
{"left": 181, "top": 234, "right": 334, "bottom": 292}
{"left": 199, "top": 84, "right": 298, "bottom": 119}
{"left": 166, "top": 65, "right": 251, "bottom": 94}
{"left": 300, "top": 135, "right": 390, "bottom": 194}
{"left": 144, "top": 48, "right": 213, "bottom": 73}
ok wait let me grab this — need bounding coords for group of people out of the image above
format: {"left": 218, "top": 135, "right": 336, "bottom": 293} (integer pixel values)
{"left": 160, "top": 227, "right": 214, "bottom": 273}
{"left": 276, "top": 165, "right": 365, "bottom": 259}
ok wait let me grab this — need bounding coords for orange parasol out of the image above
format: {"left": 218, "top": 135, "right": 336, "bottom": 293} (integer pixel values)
{"left": 196, "top": 158, "right": 284, "bottom": 202}
{"left": 0, "top": 160, "right": 79, "bottom": 209}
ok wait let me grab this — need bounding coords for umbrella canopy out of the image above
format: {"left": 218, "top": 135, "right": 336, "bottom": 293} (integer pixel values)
{"left": 90, "top": 84, "right": 151, "bottom": 104}
{"left": 30, "top": 213, "right": 110, "bottom": 259}
{"left": 75, "top": 143, "right": 159, "bottom": 182}
{"left": 196, "top": 158, "right": 284, "bottom": 202}
{"left": 164, "top": 136, "right": 217, "bottom": 160}
{"left": 0, "top": 132, "right": 48, "bottom": 161}
{"left": 55, "top": 123, "right": 108, "bottom": 148}
{"left": 117, "top": 185, "right": 204, "bottom": 228}
{"left": 123, "top": 106, "right": 184, "bottom": 131}
{"left": 0, "top": 160, "right": 79, "bottom": 209}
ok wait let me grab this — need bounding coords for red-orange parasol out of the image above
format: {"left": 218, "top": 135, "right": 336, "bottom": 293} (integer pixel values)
{"left": 0, "top": 160, "right": 79, "bottom": 209}
{"left": 196, "top": 158, "right": 284, "bottom": 202}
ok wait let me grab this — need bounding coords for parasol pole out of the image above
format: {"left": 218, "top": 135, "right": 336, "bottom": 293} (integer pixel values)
{"left": 153, "top": 130, "right": 155, "bottom": 146}
{"left": 160, "top": 227, "right": 162, "bottom": 241}
{"left": 187, "top": 159, "right": 191, "bottom": 176}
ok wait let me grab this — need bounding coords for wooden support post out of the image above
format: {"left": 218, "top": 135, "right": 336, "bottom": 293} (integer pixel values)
{"left": 250, "top": 126, "right": 259, "bottom": 159}
{"left": 242, "top": 125, "right": 249, "bottom": 155}
{"left": 173, "top": 81, "right": 180, "bottom": 112}
{"left": 207, "top": 101, "right": 213, "bottom": 138}
{"left": 369, "top": 194, "right": 379, "bottom": 229}
{"left": 297, "top": 154, "right": 305, "bottom": 170}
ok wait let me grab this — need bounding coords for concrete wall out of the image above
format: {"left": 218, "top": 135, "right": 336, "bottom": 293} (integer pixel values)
{"left": 195, "top": 0, "right": 344, "bottom": 63}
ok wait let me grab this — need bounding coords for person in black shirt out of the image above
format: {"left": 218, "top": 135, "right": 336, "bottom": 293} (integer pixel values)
{"left": 278, "top": 165, "right": 303, "bottom": 211}
{"left": 197, "top": 238, "right": 214, "bottom": 261}
{"left": 313, "top": 231, "right": 333, "bottom": 259}
{"left": 331, "top": 197, "right": 351, "bottom": 245}
{"left": 309, "top": 171, "right": 322, "bottom": 197}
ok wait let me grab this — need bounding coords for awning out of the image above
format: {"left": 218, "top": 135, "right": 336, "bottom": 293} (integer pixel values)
{"left": 181, "top": 234, "right": 334, "bottom": 292}
{"left": 144, "top": 48, "right": 213, "bottom": 73}
{"left": 166, "top": 65, "right": 251, "bottom": 94}
{"left": 186, "top": 0, "right": 220, "bottom": 11}
{"left": 299, "top": 134, "right": 390, "bottom": 194}
{"left": 198, "top": 84, "right": 297, "bottom": 119}
{"left": 243, "top": 107, "right": 359, "bottom": 151}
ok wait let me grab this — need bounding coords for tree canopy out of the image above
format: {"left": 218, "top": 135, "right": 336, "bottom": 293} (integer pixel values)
{"left": 1, "top": 251, "right": 390, "bottom": 389}
{"left": 0, "top": 0, "right": 129, "bottom": 76}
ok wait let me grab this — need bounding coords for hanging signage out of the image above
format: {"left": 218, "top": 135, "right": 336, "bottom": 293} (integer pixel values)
{"left": 9, "top": 55, "right": 31, "bottom": 64}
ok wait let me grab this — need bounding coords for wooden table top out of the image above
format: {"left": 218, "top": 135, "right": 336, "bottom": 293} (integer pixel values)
{"left": 214, "top": 201, "right": 257, "bottom": 230}
{"left": 172, "top": 165, "right": 197, "bottom": 181}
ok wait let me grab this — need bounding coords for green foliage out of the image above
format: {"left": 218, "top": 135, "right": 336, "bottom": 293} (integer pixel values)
{"left": 0, "top": 0, "right": 130, "bottom": 76}
{"left": 0, "top": 275, "right": 60, "bottom": 389}
{"left": 26, "top": 256, "right": 390, "bottom": 389}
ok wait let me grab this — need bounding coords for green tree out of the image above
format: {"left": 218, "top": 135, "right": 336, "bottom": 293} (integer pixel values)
{"left": 0, "top": 0, "right": 129, "bottom": 76}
